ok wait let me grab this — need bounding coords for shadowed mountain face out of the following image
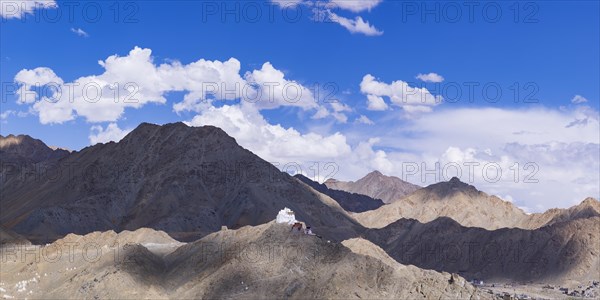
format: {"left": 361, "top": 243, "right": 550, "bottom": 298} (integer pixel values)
{"left": 366, "top": 215, "right": 600, "bottom": 284}
{"left": 294, "top": 174, "right": 384, "bottom": 213}
{"left": 0, "top": 225, "right": 30, "bottom": 246}
{"left": 325, "top": 170, "right": 420, "bottom": 204}
{"left": 0, "top": 134, "right": 70, "bottom": 164}
{"left": 1, "top": 134, "right": 71, "bottom": 201}
{"left": 0, "top": 223, "right": 488, "bottom": 299}
{"left": 0, "top": 123, "right": 362, "bottom": 243}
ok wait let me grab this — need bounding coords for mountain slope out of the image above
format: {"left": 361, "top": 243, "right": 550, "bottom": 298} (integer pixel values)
{"left": 0, "top": 134, "right": 70, "bottom": 192}
{"left": 523, "top": 197, "right": 600, "bottom": 228}
{"left": 294, "top": 174, "right": 384, "bottom": 212}
{"left": 0, "top": 122, "right": 361, "bottom": 243}
{"left": 354, "top": 177, "right": 529, "bottom": 230}
{"left": 0, "top": 134, "right": 70, "bottom": 164}
{"left": 0, "top": 223, "right": 490, "bottom": 299}
{"left": 366, "top": 216, "right": 600, "bottom": 284}
{"left": 0, "top": 225, "right": 30, "bottom": 246}
{"left": 325, "top": 170, "right": 420, "bottom": 204}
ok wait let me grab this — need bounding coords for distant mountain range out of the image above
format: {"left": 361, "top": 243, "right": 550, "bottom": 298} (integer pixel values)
{"left": 294, "top": 174, "right": 384, "bottom": 213}
{"left": 354, "top": 176, "right": 600, "bottom": 230}
{"left": 1, "top": 122, "right": 598, "bottom": 288}
{"left": 354, "top": 177, "right": 528, "bottom": 230}
{"left": 325, "top": 170, "right": 420, "bottom": 204}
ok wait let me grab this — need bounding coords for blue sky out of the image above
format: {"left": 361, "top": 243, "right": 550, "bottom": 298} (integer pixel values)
{"left": 1, "top": 0, "right": 599, "bottom": 212}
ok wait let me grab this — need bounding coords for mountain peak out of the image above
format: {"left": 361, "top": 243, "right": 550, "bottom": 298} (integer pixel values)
{"left": 0, "top": 134, "right": 33, "bottom": 147}
{"left": 324, "top": 178, "right": 339, "bottom": 184}
{"left": 366, "top": 170, "right": 383, "bottom": 177}
{"left": 162, "top": 121, "right": 190, "bottom": 129}
{"left": 2, "top": 122, "right": 361, "bottom": 243}
{"left": 294, "top": 174, "right": 384, "bottom": 213}
{"left": 0, "top": 134, "right": 69, "bottom": 164}
{"left": 578, "top": 197, "right": 600, "bottom": 211}
{"left": 138, "top": 121, "right": 160, "bottom": 128}
{"left": 121, "top": 122, "right": 232, "bottom": 146}
{"left": 325, "top": 170, "right": 420, "bottom": 204}
{"left": 423, "top": 176, "right": 480, "bottom": 199}
{"left": 449, "top": 177, "right": 462, "bottom": 183}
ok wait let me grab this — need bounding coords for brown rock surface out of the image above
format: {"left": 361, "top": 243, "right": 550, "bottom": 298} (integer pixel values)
{"left": 325, "top": 170, "right": 420, "bottom": 204}
{"left": 354, "top": 177, "right": 529, "bottom": 230}
{"left": 0, "top": 123, "right": 361, "bottom": 243}
{"left": 0, "top": 223, "right": 490, "bottom": 299}
{"left": 354, "top": 177, "right": 600, "bottom": 231}
{"left": 365, "top": 216, "right": 600, "bottom": 284}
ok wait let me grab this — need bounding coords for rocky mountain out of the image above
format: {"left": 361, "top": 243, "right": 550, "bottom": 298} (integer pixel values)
{"left": 0, "top": 134, "right": 71, "bottom": 191}
{"left": 294, "top": 174, "right": 384, "bottom": 213}
{"left": 365, "top": 215, "right": 600, "bottom": 284}
{"left": 354, "top": 177, "right": 529, "bottom": 230}
{"left": 325, "top": 170, "right": 420, "bottom": 204}
{"left": 0, "top": 134, "right": 70, "bottom": 164}
{"left": 0, "top": 225, "right": 30, "bottom": 246}
{"left": 0, "top": 123, "right": 361, "bottom": 243}
{"left": 354, "top": 177, "right": 600, "bottom": 231}
{"left": 2, "top": 123, "right": 598, "bottom": 292}
{"left": 0, "top": 223, "right": 490, "bottom": 299}
{"left": 523, "top": 197, "right": 600, "bottom": 229}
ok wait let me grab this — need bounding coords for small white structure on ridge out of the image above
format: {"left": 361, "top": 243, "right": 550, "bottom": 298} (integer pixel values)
{"left": 276, "top": 207, "right": 297, "bottom": 224}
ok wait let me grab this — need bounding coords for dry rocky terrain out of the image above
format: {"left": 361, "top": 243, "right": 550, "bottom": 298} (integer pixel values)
{"left": 325, "top": 171, "right": 420, "bottom": 204}
{"left": 1, "top": 123, "right": 599, "bottom": 299}
{"left": 365, "top": 215, "right": 600, "bottom": 284}
{"left": 0, "top": 223, "right": 491, "bottom": 299}
{"left": 1, "top": 123, "right": 361, "bottom": 243}
{"left": 354, "top": 177, "right": 600, "bottom": 230}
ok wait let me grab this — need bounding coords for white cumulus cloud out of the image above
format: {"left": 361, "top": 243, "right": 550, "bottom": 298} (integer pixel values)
{"left": 360, "top": 74, "right": 441, "bottom": 113}
{"left": 243, "top": 62, "right": 317, "bottom": 111}
{"left": 369, "top": 106, "right": 600, "bottom": 212}
{"left": 416, "top": 72, "right": 444, "bottom": 83}
{"left": 89, "top": 123, "right": 132, "bottom": 145}
{"left": 14, "top": 47, "right": 324, "bottom": 124}
{"left": 0, "top": 0, "right": 56, "bottom": 19}
{"left": 355, "top": 115, "right": 374, "bottom": 125}
{"left": 186, "top": 104, "right": 392, "bottom": 182}
{"left": 329, "top": 0, "right": 382, "bottom": 12}
{"left": 366, "top": 94, "right": 388, "bottom": 111}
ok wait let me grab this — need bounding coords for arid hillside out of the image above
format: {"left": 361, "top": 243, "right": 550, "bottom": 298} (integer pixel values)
{"left": 354, "top": 177, "right": 529, "bottom": 230}
{"left": 0, "top": 223, "right": 490, "bottom": 299}
{"left": 366, "top": 215, "right": 600, "bottom": 284}
{"left": 354, "top": 176, "right": 600, "bottom": 231}
{"left": 325, "top": 170, "right": 420, "bottom": 204}
{"left": 0, "top": 123, "right": 361, "bottom": 243}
